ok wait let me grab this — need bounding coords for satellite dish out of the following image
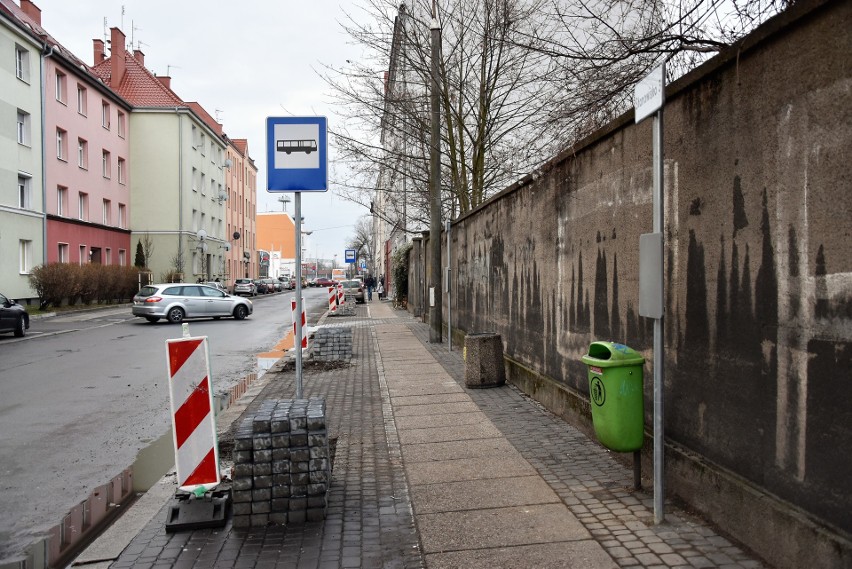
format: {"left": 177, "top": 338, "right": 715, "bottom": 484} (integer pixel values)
{"left": 223, "top": 242, "right": 231, "bottom": 252}
{"left": 233, "top": 231, "right": 241, "bottom": 240}
{"left": 218, "top": 191, "right": 228, "bottom": 201}
{"left": 223, "top": 158, "right": 233, "bottom": 168}
{"left": 197, "top": 229, "right": 207, "bottom": 241}
{"left": 196, "top": 242, "right": 208, "bottom": 253}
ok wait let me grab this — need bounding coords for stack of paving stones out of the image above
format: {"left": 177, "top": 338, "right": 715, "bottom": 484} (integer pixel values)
{"left": 231, "top": 398, "right": 331, "bottom": 528}
{"left": 311, "top": 327, "right": 353, "bottom": 363}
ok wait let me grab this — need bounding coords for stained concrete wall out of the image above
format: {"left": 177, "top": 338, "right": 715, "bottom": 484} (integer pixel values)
{"left": 410, "top": 1, "right": 852, "bottom": 567}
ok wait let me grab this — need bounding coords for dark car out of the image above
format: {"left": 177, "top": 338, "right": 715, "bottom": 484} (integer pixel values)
{"left": 314, "top": 277, "right": 336, "bottom": 288}
{"left": 253, "top": 279, "right": 269, "bottom": 294}
{"left": 262, "top": 278, "right": 279, "bottom": 293}
{"left": 0, "top": 292, "right": 29, "bottom": 337}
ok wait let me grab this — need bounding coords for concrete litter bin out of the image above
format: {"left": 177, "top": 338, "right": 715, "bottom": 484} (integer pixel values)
{"left": 464, "top": 333, "right": 506, "bottom": 389}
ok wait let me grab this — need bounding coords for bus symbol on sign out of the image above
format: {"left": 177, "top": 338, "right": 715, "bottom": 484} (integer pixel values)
{"left": 277, "top": 139, "right": 317, "bottom": 155}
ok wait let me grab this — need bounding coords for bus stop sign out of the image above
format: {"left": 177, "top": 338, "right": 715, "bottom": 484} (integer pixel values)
{"left": 266, "top": 116, "right": 328, "bottom": 192}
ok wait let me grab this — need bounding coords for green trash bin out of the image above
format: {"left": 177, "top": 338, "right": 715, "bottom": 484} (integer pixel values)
{"left": 581, "top": 342, "right": 645, "bottom": 452}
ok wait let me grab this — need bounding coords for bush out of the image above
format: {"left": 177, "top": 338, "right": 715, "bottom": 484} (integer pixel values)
{"left": 28, "top": 263, "right": 82, "bottom": 309}
{"left": 28, "top": 263, "right": 148, "bottom": 308}
{"left": 391, "top": 242, "right": 412, "bottom": 305}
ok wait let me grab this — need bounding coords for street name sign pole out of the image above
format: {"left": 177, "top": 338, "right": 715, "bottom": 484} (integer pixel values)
{"left": 635, "top": 63, "right": 666, "bottom": 525}
{"left": 266, "top": 116, "right": 328, "bottom": 399}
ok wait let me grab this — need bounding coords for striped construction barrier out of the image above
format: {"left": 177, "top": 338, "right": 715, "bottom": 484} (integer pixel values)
{"left": 291, "top": 297, "right": 308, "bottom": 349}
{"left": 337, "top": 283, "right": 345, "bottom": 306}
{"left": 328, "top": 286, "right": 337, "bottom": 313}
{"left": 166, "top": 336, "right": 220, "bottom": 491}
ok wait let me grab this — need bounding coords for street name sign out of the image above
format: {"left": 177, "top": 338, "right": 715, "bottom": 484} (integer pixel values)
{"left": 266, "top": 116, "right": 328, "bottom": 191}
{"left": 634, "top": 65, "right": 665, "bottom": 123}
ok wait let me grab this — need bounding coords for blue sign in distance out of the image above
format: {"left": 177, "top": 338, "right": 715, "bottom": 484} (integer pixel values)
{"left": 345, "top": 249, "right": 356, "bottom": 263}
{"left": 266, "top": 116, "right": 327, "bottom": 192}
{"left": 360, "top": 260, "right": 366, "bottom": 270}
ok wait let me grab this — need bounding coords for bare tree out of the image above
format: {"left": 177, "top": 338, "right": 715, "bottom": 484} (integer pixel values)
{"left": 325, "top": 0, "right": 561, "bottom": 223}
{"left": 140, "top": 232, "right": 155, "bottom": 269}
{"left": 348, "top": 215, "right": 375, "bottom": 269}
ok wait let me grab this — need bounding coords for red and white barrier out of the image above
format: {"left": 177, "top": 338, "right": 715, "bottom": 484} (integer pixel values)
{"left": 290, "top": 297, "right": 308, "bottom": 349}
{"left": 337, "top": 283, "right": 345, "bottom": 306}
{"left": 328, "top": 286, "right": 337, "bottom": 313}
{"left": 166, "top": 336, "right": 220, "bottom": 491}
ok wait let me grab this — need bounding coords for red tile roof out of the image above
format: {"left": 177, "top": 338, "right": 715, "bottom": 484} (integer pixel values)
{"left": 186, "top": 102, "right": 223, "bottom": 135}
{"left": 91, "top": 53, "right": 184, "bottom": 107}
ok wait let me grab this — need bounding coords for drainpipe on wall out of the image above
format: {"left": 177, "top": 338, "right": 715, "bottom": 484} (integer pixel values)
{"left": 176, "top": 107, "right": 183, "bottom": 275}
{"left": 40, "top": 43, "right": 55, "bottom": 269}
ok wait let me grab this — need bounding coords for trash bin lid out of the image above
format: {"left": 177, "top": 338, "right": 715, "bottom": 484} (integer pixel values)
{"left": 581, "top": 341, "right": 645, "bottom": 367}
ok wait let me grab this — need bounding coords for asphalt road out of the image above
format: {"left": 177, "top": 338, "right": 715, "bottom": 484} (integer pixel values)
{"left": 0, "top": 288, "right": 329, "bottom": 562}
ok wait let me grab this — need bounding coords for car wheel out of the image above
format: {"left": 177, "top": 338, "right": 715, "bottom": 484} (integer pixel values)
{"left": 14, "top": 316, "right": 26, "bottom": 337}
{"left": 234, "top": 305, "right": 248, "bottom": 320}
{"left": 167, "top": 307, "right": 185, "bottom": 324}
{"left": 145, "top": 316, "right": 160, "bottom": 323}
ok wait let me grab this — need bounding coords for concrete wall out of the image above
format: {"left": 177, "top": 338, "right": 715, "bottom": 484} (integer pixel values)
{"left": 411, "top": 1, "right": 852, "bottom": 567}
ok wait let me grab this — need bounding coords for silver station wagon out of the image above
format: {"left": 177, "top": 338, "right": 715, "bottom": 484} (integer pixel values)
{"left": 132, "top": 283, "right": 253, "bottom": 324}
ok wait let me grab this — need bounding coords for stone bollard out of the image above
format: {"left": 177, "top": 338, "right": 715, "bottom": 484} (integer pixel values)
{"left": 464, "top": 333, "right": 506, "bottom": 389}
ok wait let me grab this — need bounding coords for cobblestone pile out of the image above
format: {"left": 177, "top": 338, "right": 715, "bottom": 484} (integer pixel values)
{"left": 311, "top": 327, "right": 353, "bottom": 363}
{"left": 231, "top": 398, "right": 331, "bottom": 527}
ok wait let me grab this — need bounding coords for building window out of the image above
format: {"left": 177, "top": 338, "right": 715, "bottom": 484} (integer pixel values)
{"left": 55, "top": 70, "right": 66, "bottom": 103}
{"left": 200, "top": 133, "right": 206, "bottom": 156}
{"left": 102, "top": 150, "right": 111, "bottom": 178}
{"left": 192, "top": 167, "right": 198, "bottom": 192}
{"left": 16, "top": 110, "right": 31, "bottom": 145}
{"left": 118, "top": 203, "right": 126, "bottom": 228}
{"left": 58, "top": 243, "right": 69, "bottom": 263}
{"left": 102, "top": 199, "right": 111, "bottom": 225}
{"left": 118, "top": 157, "right": 126, "bottom": 184}
{"left": 201, "top": 173, "right": 206, "bottom": 196}
{"left": 56, "top": 128, "right": 67, "bottom": 160}
{"left": 18, "top": 175, "right": 32, "bottom": 209}
{"left": 118, "top": 249, "right": 126, "bottom": 266}
{"left": 57, "top": 186, "right": 67, "bottom": 216}
{"left": 192, "top": 125, "right": 198, "bottom": 148}
{"left": 19, "top": 240, "right": 33, "bottom": 273}
{"left": 105, "top": 248, "right": 112, "bottom": 264}
{"left": 78, "top": 192, "right": 88, "bottom": 221}
{"left": 77, "top": 84, "right": 87, "bottom": 115}
{"left": 79, "top": 245, "right": 87, "bottom": 265}
{"left": 15, "top": 45, "right": 30, "bottom": 82}
{"left": 77, "top": 138, "right": 88, "bottom": 169}
{"left": 117, "top": 111, "right": 126, "bottom": 137}
{"left": 192, "top": 209, "right": 198, "bottom": 231}
{"left": 102, "top": 102, "right": 110, "bottom": 129}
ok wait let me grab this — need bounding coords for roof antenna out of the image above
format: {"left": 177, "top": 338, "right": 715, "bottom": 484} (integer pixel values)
{"left": 166, "top": 64, "right": 181, "bottom": 76}
{"left": 103, "top": 17, "right": 108, "bottom": 43}
{"left": 215, "top": 109, "right": 223, "bottom": 122}
{"left": 121, "top": 5, "right": 125, "bottom": 32}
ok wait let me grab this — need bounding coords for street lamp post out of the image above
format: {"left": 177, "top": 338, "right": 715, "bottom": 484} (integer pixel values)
{"left": 428, "top": 6, "right": 443, "bottom": 343}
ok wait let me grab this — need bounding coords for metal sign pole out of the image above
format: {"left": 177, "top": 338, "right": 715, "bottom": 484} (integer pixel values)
{"left": 295, "top": 192, "right": 303, "bottom": 399}
{"left": 652, "top": 103, "right": 665, "bottom": 525}
{"left": 446, "top": 220, "right": 452, "bottom": 352}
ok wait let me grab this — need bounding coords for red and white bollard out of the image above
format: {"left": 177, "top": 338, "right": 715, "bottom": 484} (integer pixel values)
{"left": 337, "top": 283, "right": 345, "bottom": 307}
{"left": 165, "top": 336, "right": 220, "bottom": 491}
{"left": 328, "top": 286, "right": 337, "bottom": 313}
{"left": 290, "top": 297, "right": 308, "bottom": 349}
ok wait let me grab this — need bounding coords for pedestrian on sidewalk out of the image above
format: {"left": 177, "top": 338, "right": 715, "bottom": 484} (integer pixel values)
{"left": 365, "top": 274, "right": 376, "bottom": 301}
{"left": 376, "top": 281, "right": 384, "bottom": 300}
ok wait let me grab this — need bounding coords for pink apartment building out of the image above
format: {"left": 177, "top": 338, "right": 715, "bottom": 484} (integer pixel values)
{"left": 14, "top": 0, "right": 132, "bottom": 266}
{"left": 225, "top": 139, "right": 258, "bottom": 284}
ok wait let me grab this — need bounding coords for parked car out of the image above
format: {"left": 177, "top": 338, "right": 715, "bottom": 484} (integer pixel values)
{"left": 0, "top": 292, "right": 29, "bottom": 337}
{"left": 278, "top": 277, "right": 292, "bottom": 290}
{"left": 132, "top": 283, "right": 253, "bottom": 324}
{"left": 262, "top": 278, "right": 279, "bottom": 293}
{"left": 204, "top": 281, "right": 228, "bottom": 293}
{"left": 271, "top": 279, "right": 284, "bottom": 293}
{"left": 341, "top": 280, "right": 365, "bottom": 304}
{"left": 314, "top": 277, "right": 336, "bottom": 288}
{"left": 233, "top": 278, "right": 257, "bottom": 297}
{"left": 253, "top": 279, "right": 270, "bottom": 294}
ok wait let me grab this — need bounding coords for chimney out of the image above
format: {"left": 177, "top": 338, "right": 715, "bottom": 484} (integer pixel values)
{"left": 109, "top": 27, "right": 126, "bottom": 87}
{"left": 157, "top": 75, "right": 171, "bottom": 89}
{"left": 133, "top": 49, "right": 144, "bottom": 66}
{"left": 20, "top": 0, "right": 41, "bottom": 26}
{"left": 93, "top": 39, "right": 105, "bottom": 64}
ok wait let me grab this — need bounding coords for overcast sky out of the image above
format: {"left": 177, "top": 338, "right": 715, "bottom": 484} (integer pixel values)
{"left": 29, "top": 0, "right": 375, "bottom": 262}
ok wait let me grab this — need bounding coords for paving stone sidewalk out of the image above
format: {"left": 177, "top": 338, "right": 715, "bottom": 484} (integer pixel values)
{"left": 106, "top": 300, "right": 768, "bottom": 568}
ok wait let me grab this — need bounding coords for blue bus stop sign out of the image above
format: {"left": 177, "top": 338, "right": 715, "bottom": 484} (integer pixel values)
{"left": 266, "top": 116, "right": 327, "bottom": 192}
{"left": 345, "top": 249, "right": 356, "bottom": 263}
